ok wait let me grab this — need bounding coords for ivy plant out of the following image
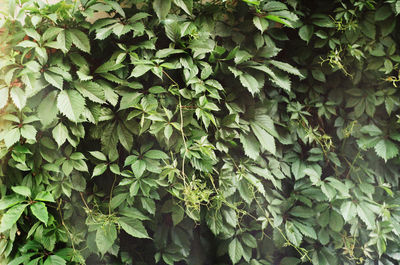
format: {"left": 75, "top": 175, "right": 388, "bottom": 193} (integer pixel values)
{"left": 1, "top": 0, "right": 400, "bottom": 264}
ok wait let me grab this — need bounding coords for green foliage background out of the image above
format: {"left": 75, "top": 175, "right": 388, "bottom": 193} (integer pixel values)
{"left": 0, "top": 0, "right": 400, "bottom": 264}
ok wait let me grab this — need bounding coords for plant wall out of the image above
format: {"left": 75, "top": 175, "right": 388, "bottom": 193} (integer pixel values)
{"left": 0, "top": 0, "right": 400, "bottom": 264}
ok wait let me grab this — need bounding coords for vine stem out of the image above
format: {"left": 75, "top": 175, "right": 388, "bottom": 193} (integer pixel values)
{"left": 79, "top": 192, "right": 90, "bottom": 211}
{"left": 109, "top": 174, "right": 117, "bottom": 215}
{"left": 57, "top": 199, "right": 76, "bottom": 251}
{"left": 162, "top": 69, "right": 188, "bottom": 184}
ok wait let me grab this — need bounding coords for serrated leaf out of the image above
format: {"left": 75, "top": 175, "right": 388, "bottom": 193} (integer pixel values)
{"left": 0, "top": 196, "right": 24, "bottom": 210}
{"left": 243, "top": 173, "right": 265, "bottom": 196}
{"left": 239, "top": 73, "right": 259, "bottom": 95}
{"left": 270, "top": 72, "right": 291, "bottom": 91}
{"left": 143, "top": 150, "right": 168, "bottom": 159}
{"left": 57, "top": 90, "right": 86, "bottom": 122}
{"left": 228, "top": 238, "right": 243, "bottom": 264}
{"left": 299, "top": 24, "right": 313, "bottom": 42}
{"left": 119, "top": 219, "right": 150, "bottom": 239}
{"left": 374, "top": 139, "right": 399, "bottom": 162}
{"left": 357, "top": 203, "right": 375, "bottom": 229}
{"left": 34, "top": 191, "right": 55, "bottom": 202}
{"left": 153, "top": 0, "right": 172, "bottom": 20}
{"left": 269, "top": 60, "right": 303, "bottom": 77}
{"left": 251, "top": 123, "right": 276, "bottom": 155}
{"left": 234, "top": 50, "right": 252, "bottom": 64}
{"left": 43, "top": 255, "right": 66, "bottom": 265}
{"left": 75, "top": 81, "right": 105, "bottom": 103}
{"left": 30, "top": 202, "right": 48, "bottom": 225}
{"left": 4, "top": 127, "right": 21, "bottom": 148}
{"left": 375, "top": 5, "right": 392, "bottom": 21}
{"left": 38, "top": 91, "right": 59, "bottom": 126}
{"left": 11, "top": 186, "right": 31, "bottom": 197}
{"left": 96, "top": 223, "right": 117, "bottom": 256}
{"left": 173, "top": 0, "right": 192, "bottom": 15}
{"left": 21, "top": 125, "right": 37, "bottom": 141}
{"left": 240, "top": 133, "right": 260, "bottom": 160}
{"left": 44, "top": 72, "right": 63, "bottom": 89}
{"left": 131, "top": 160, "right": 146, "bottom": 178}
{"left": 0, "top": 204, "right": 27, "bottom": 232}
{"left": 43, "top": 27, "right": 63, "bottom": 41}
{"left": 67, "top": 29, "right": 90, "bottom": 53}
{"left": 52, "top": 122, "right": 68, "bottom": 147}
{"left": 92, "top": 163, "right": 107, "bottom": 177}
{"left": 90, "top": 151, "right": 107, "bottom": 161}
{"left": 293, "top": 221, "right": 317, "bottom": 239}
{"left": 340, "top": 201, "right": 357, "bottom": 222}
{"left": 130, "top": 64, "right": 153, "bottom": 78}
{"left": 10, "top": 86, "right": 26, "bottom": 110}
{"left": 253, "top": 17, "right": 269, "bottom": 32}
{"left": 329, "top": 210, "right": 343, "bottom": 232}
{"left": 0, "top": 86, "right": 9, "bottom": 110}
{"left": 222, "top": 208, "right": 237, "bottom": 228}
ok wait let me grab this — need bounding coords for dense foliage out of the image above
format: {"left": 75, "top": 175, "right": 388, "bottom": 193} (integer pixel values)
{"left": 1, "top": 0, "right": 400, "bottom": 264}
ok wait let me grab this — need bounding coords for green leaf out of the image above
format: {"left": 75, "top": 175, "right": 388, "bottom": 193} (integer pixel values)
{"left": 144, "top": 150, "right": 168, "bottom": 160}
{"left": 375, "top": 5, "right": 392, "bottom": 21}
{"left": 30, "top": 202, "right": 48, "bottom": 225}
{"left": 131, "top": 160, "right": 146, "bottom": 178}
{"left": 222, "top": 208, "right": 237, "bottom": 228}
{"left": 43, "top": 255, "right": 66, "bottom": 265}
{"left": 173, "top": 0, "right": 193, "bottom": 15}
{"left": 130, "top": 64, "right": 153, "bottom": 78}
{"left": 299, "top": 24, "right": 313, "bottom": 43}
{"left": 374, "top": 139, "right": 399, "bottom": 162}
{"left": 105, "top": 0, "right": 126, "bottom": 18}
{"left": 21, "top": 125, "right": 37, "bottom": 141}
{"left": 293, "top": 221, "right": 317, "bottom": 239}
{"left": 52, "top": 123, "right": 68, "bottom": 147}
{"left": 153, "top": 0, "right": 172, "bottom": 20}
{"left": 57, "top": 90, "right": 86, "bottom": 122}
{"left": 253, "top": 17, "right": 269, "bottom": 33}
{"left": 340, "top": 201, "right": 357, "bottom": 222}
{"left": 35, "top": 191, "right": 55, "bottom": 202}
{"left": 243, "top": 173, "right": 265, "bottom": 196}
{"left": 92, "top": 163, "right": 108, "bottom": 177}
{"left": 90, "top": 151, "right": 107, "bottom": 161}
{"left": 119, "top": 218, "right": 150, "bottom": 239}
{"left": 75, "top": 81, "right": 105, "bottom": 104}
{"left": 4, "top": 128, "right": 21, "bottom": 148}
{"left": 250, "top": 123, "right": 276, "bottom": 155}
{"left": 234, "top": 50, "right": 252, "bottom": 64}
{"left": 38, "top": 91, "right": 59, "bottom": 126}
{"left": 228, "top": 238, "right": 243, "bottom": 264}
{"left": 360, "top": 124, "right": 382, "bottom": 136}
{"left": 0, "top": 204, "right": 28, "bottom": 232}
{"left": 328, "top": 210, "right": 343, "bottom": 232}
{"left": 67, "top": 29, "right": 91, "bottom": 53}
{"left": 357, "top": 203, "right": 375, "bottom": 229}
{"left": 0, "top": 196, "right": 24, "bottom": 210}
{"left": 239, "top": 73, "right": 260, "bottom": 96}
{"left": 96, "top": 223, "right": 117, "bottom": 256}
{"left": 240, "top": 133, "right": 260, "bottom": 160}
{"left": 43, "top": 27, "right": 63, "bottom": 41}
{"left": 44, "top": 72, "right": 63, "bottom": 90}
{"left": 269, "top": 60, "right": 303, "bottom": 77}
{"left": 280, "top": 257, "right": 301, "bottom": 265}
{"left": 241, "top": 233, "right": 257, "bottom": 248}
{"left": 10, "top": 86, "right": 26, "bottom": 110}
{"left": 11, "top": 186, "right": 31, "bottom": 197}
{"left": 0, "top": 86, "right": 8, "bottom": 110}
